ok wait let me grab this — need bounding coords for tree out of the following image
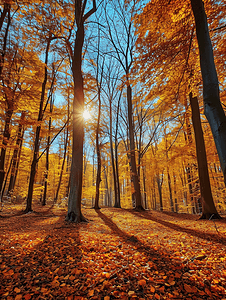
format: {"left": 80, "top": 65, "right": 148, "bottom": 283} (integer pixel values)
{"left": 66, "top": 0, "right": 97, "bottom": 222}
{"left": 104, "top": 0, "right": 143, "bottom": 210}
{"left": 190, "top": 0, "right": 226, "bottom": 187}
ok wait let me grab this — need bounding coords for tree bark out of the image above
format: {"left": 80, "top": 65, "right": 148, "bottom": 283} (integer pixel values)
{"left": 0, "top": 106, "right": 13, "bottom": 194}
{"left": 190, "top": 0, "right": 226, "bottom": 186}
{"left": 189, "top": 93, "right": 220, "bottom": 219}
{"left": 127, "top": 84, "right": 143, "bottom": 210}
{"left": 66, "top": 0, "right": 96, "bottom": 222}
{"left": 8, "top": 111, "right": 25, "bottom": 195}
{"left": 94, "top": 84, "right": 101, "bottom": 209}
{"left": 25, "top": 38, "right": 51, "bottom": 213}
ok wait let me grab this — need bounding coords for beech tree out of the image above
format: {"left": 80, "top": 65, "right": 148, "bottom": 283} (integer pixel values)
{"left": 65, "top": 0, "right": 97, "bottom": 222}
{"left": 190, "top": 0, "right": 226, "bottom": 188}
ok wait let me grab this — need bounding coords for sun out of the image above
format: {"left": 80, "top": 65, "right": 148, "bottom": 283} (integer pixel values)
{"left": 83, "top": 109, "right": 91, "bottom": 120}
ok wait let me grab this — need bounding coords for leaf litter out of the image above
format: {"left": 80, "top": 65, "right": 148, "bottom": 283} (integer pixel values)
{"left": 0, "top": 206, "right": 226, "bottom": 299}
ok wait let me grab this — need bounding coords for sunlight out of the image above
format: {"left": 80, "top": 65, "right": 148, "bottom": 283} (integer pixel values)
{"left": 83, "top": 109, "right": 91, "bottom": 120}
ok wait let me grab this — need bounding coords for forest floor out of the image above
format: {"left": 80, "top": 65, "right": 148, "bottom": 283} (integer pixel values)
{"left": 0, "top": 204, "right": 226, "bottom": 300}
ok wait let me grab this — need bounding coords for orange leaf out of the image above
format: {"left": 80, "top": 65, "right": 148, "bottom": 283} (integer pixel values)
{"left": 87, "top": 290, "right": 94, "bottom": 297}
{"left": 154, "top": 293, "right": 160, "bottom": 300}
{"left": 150, "top": 286, "right": 155, "bottom": 293}
{"left": 138, "top": 279, "right": 146, "bottom": 286}
{"left": 24, "top": 295, "right": 32, "bottom": 300}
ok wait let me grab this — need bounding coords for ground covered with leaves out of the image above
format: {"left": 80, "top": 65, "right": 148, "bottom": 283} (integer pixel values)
{"left": 0, "top": 205, "right": 226, "bottom": 300}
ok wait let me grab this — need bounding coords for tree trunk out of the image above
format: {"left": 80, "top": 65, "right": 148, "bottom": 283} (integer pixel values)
{"left": 0, "top": 4, "right": 10, "bottom": 77}
{"left": 42, "top": 96, "right": 54, "bottom": 206}
{"left": 55, "top": 108, "right": 69, "bottom": 204}
{"left": 66, "top": 24, "right": 86, "bottom": 222}
{"left": 189, "top": 93, "right": 220, "bottom": 219}
{"left": 156, "top": 174, "right": 163, "bottom": 211}
{"left": 8, "top": 111, "right": 25, "bottom": 195}
{"left": 0, "top": 106, "right": 13, "bottom": 194}
{"left": 190, "top": 0, "right": 226, "bottom": 186}
{"left": 94, "top": 86, "right": 101, "bottom": 209}
{"left": 25, "top": 38, "right": 51, "bottom": 213}
{"left": 0, "top": 3, "right": 10, "bottom": 32}
{"left": 127, "top": 84, "right": 143, "bottom": 210}
{"left": 109, "top": 100, "right": 119, "bottom": 208}
{"left": 167, "top": 168, "right": 174, "bottom": 212}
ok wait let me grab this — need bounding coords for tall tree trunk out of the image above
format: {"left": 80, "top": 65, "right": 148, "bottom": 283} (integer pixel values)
{"left": 167, "top": 168, "right": 174, "bottom": 212}
{"left": 109, "top": 100, "right": 118, "bottom": 208}
{"left": 0, "top": 3, "right": 10, "bottom": 32}
{"left": 66, "top": 24, "right": 86, "bottom": 222}
{"left": 114, "top": 95, "right": 121, "bottom": 208}
{"left": 0, "top": 106, "right": 13, "bottom": 194}
{"left": 189, "top": 93, "right": 220, "bottom": 219}
{"left": 8, "top": 111, "right": 25, "bottom": 195}
{"left": 0, "top": 4, "right": 10, "bottom": 77}
{"left": 156, "top": 174, "right": 163, "bottom": 211}
{"left": 94, "top": 85, "right": 101, "bottom": 209}
{"left": 190, "top": 0, "right": 226, "bottom": 186}
{"left": 25, "top": 38, "right": 51, "bottom": 213}
{"left": 42, "top": 96, "right": 54, "bottom": 206}
{"left": 66, "top": 0, "right": 96, "bottom": 222}
{"left": 127, "top": 84, "right": 143, "bottom": 210}
{"left": 55, "top": 107, "right": 69, "bottom": 204}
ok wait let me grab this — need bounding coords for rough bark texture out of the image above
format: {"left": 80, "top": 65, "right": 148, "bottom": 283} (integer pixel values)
{"left": 190, "top": 0, "right": 226, "bottom": 186}
{"left": 189, "top": 93, "right": 220, "bottom": 219}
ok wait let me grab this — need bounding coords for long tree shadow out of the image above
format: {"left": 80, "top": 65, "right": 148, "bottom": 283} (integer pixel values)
{"left": 0, "top": 213, "right": 84, "bottom": 299}
{"left": 95, "top": 209, "right": 225, "bottom": 299}
{"left": 128, "top": 209, "right": 226, "bottom": 246}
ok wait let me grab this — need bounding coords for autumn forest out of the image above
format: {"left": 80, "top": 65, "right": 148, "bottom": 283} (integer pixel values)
{"left": 0, "top": 0, "right": 226, "bottom": 299}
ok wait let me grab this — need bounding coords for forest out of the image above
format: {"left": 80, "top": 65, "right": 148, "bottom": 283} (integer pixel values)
{"left": 0, "top": 0, "right": 226, "bottom": 299}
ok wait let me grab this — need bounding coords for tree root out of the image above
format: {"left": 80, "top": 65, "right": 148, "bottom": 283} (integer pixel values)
{"left": 199, "top": 213, "right": 221, "bottom": 220}
{"left": 134, "top": 205, "right": 145, "bottom": 211}
{"left": 65, "top": 211, "right": 88, "bottom": 223}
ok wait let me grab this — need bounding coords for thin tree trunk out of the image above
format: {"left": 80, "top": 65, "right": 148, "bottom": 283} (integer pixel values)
{"left": 25, "top": 38, "right": 51, "bottom": 213}
{"left": 0, "top": 106, "right": 13, "bottom": 193}
{"left": 127, "top": 84, "right": 143, "bottom": 210}
{"left": 8, "top": 111, "right": 25, "bottom": 194}
{"left": 0, "top": 5, "right": 10, "bottom": 77}
{"left": 167, "top": 168, "right": 174, "bottom": 212}
{"left": 156, "top": 174, "right": 163, "bottom": 211}
{"left": 189, "top": 93, "right": 220, "bottom": 219}
{"left": 55, "top": 108, "right": 69, "bottom": 204}
{"left": 94, "top": 85, "right": 101, "bottom": 209}
{"left": 190, "top": 0, "right": 226, "bottom": 186}
{"left": 42, "top": 96, "right": 54, "bottom": 206}
{"left": 109, "top": 100, "right": 118, "bottom": 208}
{"left": 0, "top": 3, "right": 10, "bottom": 32}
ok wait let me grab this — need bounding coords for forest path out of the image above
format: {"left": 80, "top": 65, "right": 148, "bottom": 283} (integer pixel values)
{"left": 0, "top": 206, "right": 226, "bottom": 299}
